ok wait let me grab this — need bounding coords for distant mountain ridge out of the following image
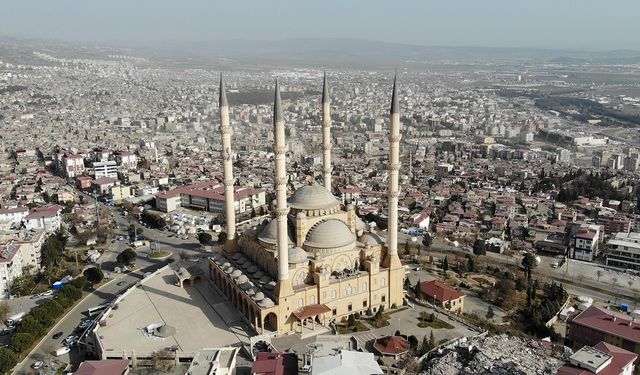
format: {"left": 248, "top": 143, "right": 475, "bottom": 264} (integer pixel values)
{"left": 1, "top": 35, "right": 639, "bottom": 67}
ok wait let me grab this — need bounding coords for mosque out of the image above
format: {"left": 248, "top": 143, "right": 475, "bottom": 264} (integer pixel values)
{"left": 207, "top": 74, "right": 405, "bottom": 335}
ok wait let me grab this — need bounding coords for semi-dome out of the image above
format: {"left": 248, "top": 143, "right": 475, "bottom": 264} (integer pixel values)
{"left": 288, "top": 185, "right": 340, "bottom": 210}
{"left": 289, "top": 247, "right": 309, "bottom": 264}
{"left": 258, "top": 219, "right": 294, "bottom": 245}
{"left": 355, "top": 216, "right": 368, "bottom": 232}
{"left": 305, "top": 219, "right": 355, "bottom": 249}
{"left": 359, "top": 232, "right": 385, "bottom": 247}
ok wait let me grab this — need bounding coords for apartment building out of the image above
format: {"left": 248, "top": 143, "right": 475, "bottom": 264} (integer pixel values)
{"left": 93, "top": 160, "right": 118, "bottom": 179}
{"left": 61, "top": 154, "right": 85, "bottom": 178}
{"left": 568, "top": 305, "right": 640, "bottom": 355}
{"left": 24, "top": 205, "right": 62, "bottom": 233}
{"left": 573, "top": 230, "right": 600, "bottom": 262}
{"left": 0, "top": 243, "right": 25, "bottom": 298}
{"left": 606, "top": 232, "right": 640, "bottom": 270}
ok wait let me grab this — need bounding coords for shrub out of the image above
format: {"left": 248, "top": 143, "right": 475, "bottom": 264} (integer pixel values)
{"left": 59, "top": 285, "right": 82, "bottom": 301}
{"left": 30, "top": 307, "right": 54, "bottom": 328}
{"left": 0, "top": 348, "right": 18, "bottom": 373}
{"left": 84, "top": 267, "right": 104, "bottom": 284}
{"left": 408, "top": 335, "right": 418, "bottom": 349}
{"left": 69, "top": 276, "right": 87, "bottom": 290}
{"left": 17, "top": 316, "right": 44, "bottom": 337}
{"left": 11, "top": 333, "right": 35, "bottom": 353}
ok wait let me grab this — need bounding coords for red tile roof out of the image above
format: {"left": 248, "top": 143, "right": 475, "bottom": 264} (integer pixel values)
{"left": 571, "top": 305, "right": 640, "bottom": 344}
{"left": 292, "top": 304, "right": 331, "bottom": 320}
{"left": 373, "top": 335, "right": 410, "bottom": 356}
{"left": 420, "top": 280, "right": 464, "bottom": 302}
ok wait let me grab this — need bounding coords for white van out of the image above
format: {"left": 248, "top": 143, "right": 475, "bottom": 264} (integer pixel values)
{"left": 55, "top": 347, "right": 71, "bottom": 356}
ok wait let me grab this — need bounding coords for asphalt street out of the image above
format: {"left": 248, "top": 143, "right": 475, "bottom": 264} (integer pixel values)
{"left": 12, "top": 201, "right": 203, "bottom": 375}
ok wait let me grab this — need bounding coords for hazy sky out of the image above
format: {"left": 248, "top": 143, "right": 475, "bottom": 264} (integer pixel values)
{"left": 1, "top": 0, "right": 638, "bottom": 50}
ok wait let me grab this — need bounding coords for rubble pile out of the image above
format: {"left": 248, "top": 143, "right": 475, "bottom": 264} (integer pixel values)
{"left": 421, "top": 334, "right": 563, "bottom": 375}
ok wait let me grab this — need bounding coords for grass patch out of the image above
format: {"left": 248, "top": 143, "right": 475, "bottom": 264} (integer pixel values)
{"left": 417, "top": 311, "right": 454, "bottom": 329}
{"left": 417, "top": 317, "right": 454, "bottom": 329}
{"left": 148, "top": 250, "right": 171, "bottom": 259}
{"left": 337, "top": 321, "right": 369, "bottom": 334}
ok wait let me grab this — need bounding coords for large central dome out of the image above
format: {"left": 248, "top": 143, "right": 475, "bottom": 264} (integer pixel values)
{"left": 304, "top": 219, "right": 355, "bottom": 249}
{"left": 288, "top": 185, "right": 341, "bottom": 210}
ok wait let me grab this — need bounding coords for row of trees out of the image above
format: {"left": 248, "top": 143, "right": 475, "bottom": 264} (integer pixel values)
{"left": 0, "top": 277, "right": 87, "bottom": 372}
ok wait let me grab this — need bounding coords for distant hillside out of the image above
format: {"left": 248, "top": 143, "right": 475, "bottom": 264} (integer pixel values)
{"left": 2, "top": 35, "right": 640, "bottom": 68}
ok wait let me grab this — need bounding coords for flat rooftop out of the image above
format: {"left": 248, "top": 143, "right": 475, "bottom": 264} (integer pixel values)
{"left": 96, "top": 264, "right": 250, "bottom": 358}
{"left": 186, "top": 347, "right": 238, "bottom": 375}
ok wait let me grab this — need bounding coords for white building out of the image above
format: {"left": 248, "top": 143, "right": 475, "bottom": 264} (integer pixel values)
{"left": 116, "top": 152, "right": 138, "bottom": 170}
{"left": 0, "top": 207, "right": 29, "bottom": 226}
{"left": 573, "top": 230, "right": 599, "bottom": 262}
{"left": 0, "top": 243, "right": 25, "bottom": 298}
{"left": 62, "top": 154, "right": 85, "bottom": 178}
{"left": 24, "top": 205, "right": 62, "bottom": 233}
{"left": 93, "top": 161, "right": 118, "bottom": 179}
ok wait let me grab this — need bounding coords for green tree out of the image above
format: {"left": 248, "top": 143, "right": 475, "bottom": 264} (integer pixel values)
{"left": 0, "top": 302, "right": 9, "bottom": 324}
{"left": 347, "top": 314, "right": 356, "bottom": 327}
{"left": 41, "top": 234, "right": 64, "bottom": 267}
{"left": 116, "top": 248, "right": 137, "bottom": 265}
{"left": 414, "top": 279, "right": 422, "bottom": 299}
{"left": 442, "top": 256, "right": 449, "bottom": 273}
{"left": 422, "top": 233, "right": 432, "bottom": 248}
{"left": 83, "top": 267, "right": 104, "bottom": 284}
{"left": 58, "top": 285, "right": 82, "bottom": 301}
{"left": 521, "top": 253, "right": 537, "bottom": 280}
{"left": 473, "top": 239, "right": 486, "bottom": 257}
{"left": 408, "top": 335, "right": 418, "bottom": 349}
{"left": 218, "top": 232, "right": 228, "bottom": 243}
{"left": 11, "top": 333, "right": 35, "bottom": 353}
{"left": 69, "top": 276, "right": 87, "bottom": 290}
{"left": 17, "top": 316, "right": 44, "bottom": 337}
{"left": 466, "top": 257, "right": 476, "bottom": 272}
{"left": 197, "top": 232, "right": 213, "bottom": 246}
{"left": 0, "top": 348, "right": 18, "bottom": 374}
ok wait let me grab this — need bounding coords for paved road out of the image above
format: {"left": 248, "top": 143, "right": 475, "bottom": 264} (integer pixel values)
{"left": 12, "top": 199, "right": 205, "bottom": 374}
{"left": 12, "top": 271, "right": 146, "bottom": 375}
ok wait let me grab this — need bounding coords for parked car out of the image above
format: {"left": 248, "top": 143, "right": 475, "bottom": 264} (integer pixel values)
{"left": 63, "top": 335, "right": 78, "bottom": 345}
{"left": 54, "top": 347, "right": 70, "bottom": 356}
{"left": 31, "top": 361, "right": 44, "bottom": 370}
{"left": 41, "top": 290, "right": 54, "bottom": 297}
{"left": 52, "top": 331, "right": 63, "bottom": 339}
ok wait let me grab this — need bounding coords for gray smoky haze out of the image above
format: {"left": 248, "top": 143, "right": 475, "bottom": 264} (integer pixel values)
{"left": 1, "top": 0, "right": 639, "bottom": 65}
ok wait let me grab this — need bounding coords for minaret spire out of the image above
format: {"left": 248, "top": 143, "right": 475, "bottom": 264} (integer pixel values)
{"left": 273, "top": 79, "right": 291, "bottom": 299}
{"left": 219, "top": 73, "right": 236, "bottom": 249}
{"left": 321, "top": 72, "right": 332, "bottom": 191}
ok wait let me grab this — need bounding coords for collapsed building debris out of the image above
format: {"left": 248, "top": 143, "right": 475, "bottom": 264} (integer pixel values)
{"left": 421, "top": 334, "right": 564, "bottom": 375}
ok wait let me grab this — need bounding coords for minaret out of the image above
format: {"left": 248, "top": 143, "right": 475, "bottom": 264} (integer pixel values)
{"left": 273, "top": 79, "right": 291, "bottom": 296}
{"left": 387, "top": 74, "right": 401, "bottom": 259}
{"left": 384, "top": 73, "right": 404, "bottom": 307}
{"left": 321, "top": 72, "right": 332, "bottom": 191}
{"left": 219, "top": 74, "right": 236, "bottom": 250}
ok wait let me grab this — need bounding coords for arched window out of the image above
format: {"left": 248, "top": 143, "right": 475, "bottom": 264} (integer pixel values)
{"left": 381, "top": 277, "right": 386, "bottom": 287}
{"left": 362, "top": 282, "right": 368, "bottom": 291}
{"left": 298, "top": 298, "right": 304, "bottom": 308}
{"left": 310, "top": 295, "right": 316, "bottom": 304}
{"left": 331, "top": 290, "right": 337, "bottom": 299}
